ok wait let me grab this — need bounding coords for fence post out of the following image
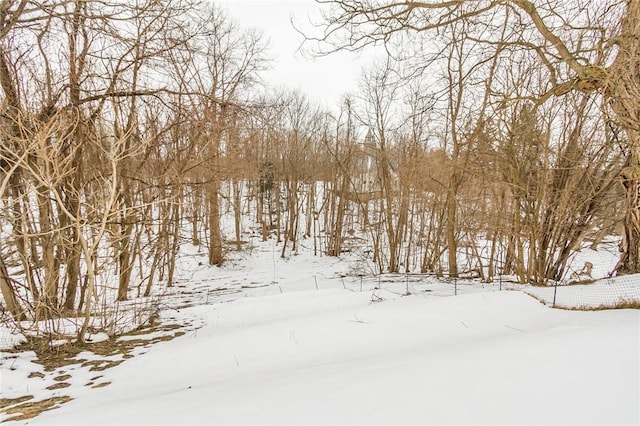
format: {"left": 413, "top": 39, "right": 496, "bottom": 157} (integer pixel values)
{"left": 552, "top": 280, "right": 558, "bottom": 308}
{"left": 454, "top": 276, "right": 457, "bottom": 296}
{"left": 406, "top": 273, "right": 409, "bottom": 295}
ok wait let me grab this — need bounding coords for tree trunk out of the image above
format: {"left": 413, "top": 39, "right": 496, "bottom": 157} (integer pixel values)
{"left": 233, "top": 179, "right": 242, "bottom": 251}
{"left": 606, "top": 2, "right": 640, "bottom": 274}
{"left": 446, "top": 186, "right": 458, "bottom": 278}
{"left": 37, "top": 187, "right": 60, "bottom": 318}
{"left": 378, "top": 147, "right": 398, "bottom": 273}
{"left": 116, "top": 199, "right": 135, "bottom": 301}
{"left": 330, "top": 175, "right": 349, "bottom": 256}
{"left": 305, "top": 183, "right": 314, "bottom": 238}
{"left": 192, "top": 183, "right": 202, "bottom": 246}
{"left": 0, "top": 255, "right": 24, "bottom": 321}
{"left": 63, "top": 226, "right": 81, "bottom": 311}
{"left": 167, "top": 199, "right": 181, "bottom": 287}
{"left": 208, "top": 180, "right": 224, "bottom": 266}
{"left": 618, "top": 145, "right": 640, "bottom": 273}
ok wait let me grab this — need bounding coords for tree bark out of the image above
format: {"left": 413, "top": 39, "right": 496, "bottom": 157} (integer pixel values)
{"left": 618, "top": 145, "right": 640, "bottom": 274}
{"left": 208, "top": 180, "right": 224, "bottom": 266}
{"left": 445, "top": 185, "right": 458, "bottom": 278}
{"left": 233, "top": 179, "right": 242, "bottom": 251}
{"left": 0, "top": 254, "right": 24, "bottom": 320}
{"left": 607, "top": 1, "right": 640, "bottom": 274}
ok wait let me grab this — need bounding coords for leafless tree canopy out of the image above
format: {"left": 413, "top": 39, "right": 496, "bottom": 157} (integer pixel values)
{"left": 0, "top": 0, "right": 633, "bottom": 347}
{"left": 303, "top": 0, "right": 639, "bottom": 274}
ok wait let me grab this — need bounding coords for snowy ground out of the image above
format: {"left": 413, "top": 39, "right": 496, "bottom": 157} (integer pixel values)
{"left": 1, "top": 238, "right": 639, "bottom": 424}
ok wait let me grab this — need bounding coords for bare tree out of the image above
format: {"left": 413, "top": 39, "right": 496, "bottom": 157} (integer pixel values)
{"left": 354, "top": 58, "right": 406, "bottom": 272}
{"left": 307, "top": 0, "right": 640, "bottom": 274}
{"left": 187, "top": 6, "right": 268, "bottom": 266}
{"left": 0, "top": 0, "right": 203, "bottom": 329}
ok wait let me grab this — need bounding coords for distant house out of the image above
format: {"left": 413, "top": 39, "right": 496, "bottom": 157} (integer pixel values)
{"left": 350, "top": 128, "right": 404, "bottom": 199}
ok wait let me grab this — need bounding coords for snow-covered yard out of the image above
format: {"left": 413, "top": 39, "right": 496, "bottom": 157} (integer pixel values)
{"left": 1, "top": 239, "right": 639, "bottom": 425}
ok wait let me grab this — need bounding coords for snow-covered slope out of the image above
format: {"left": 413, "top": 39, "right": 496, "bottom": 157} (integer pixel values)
{"left": 19, "top": 289, "right": 639, "bottom": 425}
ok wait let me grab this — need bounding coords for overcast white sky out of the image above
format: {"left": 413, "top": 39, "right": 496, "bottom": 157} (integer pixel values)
{"left": 216, "top": 0, "right": 375, "bottom": 110}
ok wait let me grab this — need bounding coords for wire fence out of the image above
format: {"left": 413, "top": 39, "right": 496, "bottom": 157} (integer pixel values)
{"left": 162, "top": 272, "right": 493, "bottom": 309}
{"left": 2, "top": 270, "right": 639, "bottom": 350}
{"left": 217, "top": 271, "right": 640, "bottom": 311}
{"left": 523, "top": 274, "right": 640, "bottom": 310}
{"left": 336, "top": 273, "right": 498, "bottom": 298}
